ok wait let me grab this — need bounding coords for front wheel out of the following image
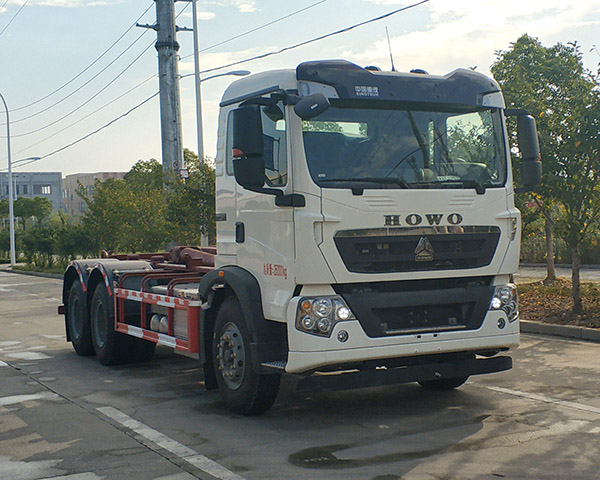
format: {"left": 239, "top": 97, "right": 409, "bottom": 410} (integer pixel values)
{"left": 212, "top": 297, "right": 280, "bottom": 415}
{"left": 418, "top": 376, "right": 469, "bottom": 390}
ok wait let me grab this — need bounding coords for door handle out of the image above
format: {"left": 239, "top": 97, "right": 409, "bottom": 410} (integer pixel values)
{"left": 235, "top": 222, "right": 245, "bottom": 243}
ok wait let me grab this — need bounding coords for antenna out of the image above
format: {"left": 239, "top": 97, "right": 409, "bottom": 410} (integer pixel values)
{"left": 386, "top": 26, "right": 397, "bottom": 72}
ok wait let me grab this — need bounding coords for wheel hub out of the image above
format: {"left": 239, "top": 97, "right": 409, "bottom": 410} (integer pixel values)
{"left": 217, "top": 322, "right": 245, "bottom": 390}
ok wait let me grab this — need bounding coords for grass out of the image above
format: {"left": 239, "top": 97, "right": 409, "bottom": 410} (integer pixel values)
{"left": 12, "top": 264, "right": 66, "bottom": 275}
{"left": 519, "top": 278, "right": 600, "bottom": 329}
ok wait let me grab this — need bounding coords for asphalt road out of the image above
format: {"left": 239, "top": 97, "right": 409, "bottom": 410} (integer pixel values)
{"left": 1, "top": 271, "right": 600, "bottom": 480}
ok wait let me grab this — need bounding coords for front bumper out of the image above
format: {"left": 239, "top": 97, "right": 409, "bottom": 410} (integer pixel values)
{"left": 296, "top": 355, "right": 512, "bottom": 392}
{"left": 286, "top": 298, "right": 519, "bottom": 373}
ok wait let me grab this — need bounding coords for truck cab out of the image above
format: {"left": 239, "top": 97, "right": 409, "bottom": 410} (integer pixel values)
{"left": 212, "top": 59, "right": 540, "bottom": 386}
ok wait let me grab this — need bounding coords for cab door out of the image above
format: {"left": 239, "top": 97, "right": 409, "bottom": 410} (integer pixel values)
{"left": 230, "top": 100, "right": 296, "bottom": 321}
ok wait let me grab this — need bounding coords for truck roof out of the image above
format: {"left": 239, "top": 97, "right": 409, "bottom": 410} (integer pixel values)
{"left": 220, "top": 60, "right": 504, "bottom": 109}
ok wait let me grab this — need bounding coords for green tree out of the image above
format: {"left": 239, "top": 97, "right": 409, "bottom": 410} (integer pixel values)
{"left": 0, "top": 198, "right": 8, "bottom": 218}
{"left": 492, "top": 34, "right": 600, "bottom": 313}
{"left": 80, "top": 159, "right": 168, "bottom": 253}
{"left": 79, "top": 153, "right": 216, "bottom": 254}
{"left": 166, "top": 148, "right": 216, "bottom": 245}
{"left": 13, "top": 196, "right": 52, "bottom": 230}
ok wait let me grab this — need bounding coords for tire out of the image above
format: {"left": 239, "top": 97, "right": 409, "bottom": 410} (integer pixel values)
{"left": 418, "top": 376, "right": 469, "bottom": 390}
{"left": 212, "top": 297, "right": 280, "bottom": 415}
{"left": 67, "top": 282, "right": 94, "bottom": 356}
{"left": 90, "top": 283, "right": 129, "bottom": 366}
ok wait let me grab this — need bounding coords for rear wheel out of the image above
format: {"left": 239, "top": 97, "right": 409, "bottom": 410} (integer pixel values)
{"left": 67, "top": 282, "right": 94, "bottom": 356}
{"left": 418, "top": 376, "right": 469, "bottom": 390}
{"left": 90, "top": 283, "right": 129, "bottom": 365}
{"left": 213, "top": 297, "right": 280, "bottom": 415}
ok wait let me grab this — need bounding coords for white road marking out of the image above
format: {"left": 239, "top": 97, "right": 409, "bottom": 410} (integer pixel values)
{"left": 478, "top": 384, "right": 600, "bottom": 415}
{"left": 0, "top": 455, "right": 61, "bottom": 480}
{"left": 39, "top": 474, "right": 103, "bottom": 480}
{"left": 0, "top": 392, "right": 60, "bottom": 407}
{"left": 6, "top": 351, "right": 52, "bottom": 361}
{"left": 97, "top": 406, "right": 246, "bottom": 480}
{"left": 0, "top": 360, "right": 7, "bottom": 367}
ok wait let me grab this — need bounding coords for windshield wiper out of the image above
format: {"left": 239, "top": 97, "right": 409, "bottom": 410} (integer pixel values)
{"left": 319, "top": 177, "right": 410, "bottom": 189}
{"left": 412, "top": 178, "right": 487, "bottom": 195}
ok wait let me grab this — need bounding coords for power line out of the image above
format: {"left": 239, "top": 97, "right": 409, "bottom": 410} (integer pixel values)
{"left": 0, "top": 1, "right": 10, "bottom": 12}
{"left": 0, "top": 0, "right": 29, "bottom": 38}
{"left": 9, "top": 74, "right": 157, "bottom": 160}
{"left": 7, "top": 33, "right": 153, "bottom": 126}
{"left": 7, "top": 40, "right": 156, "bottom": 138}
{"left": 2, "top": 2, "right": 188, "bottom": 135}
{"left": 7, "top": 0, "right": 428, "bottom": 169}
{"left": 9, "top": 3, "right": 154, "bottom": 113}
{"left": 180, "top": 0, "right": 329, "bottom": 60}
{"left": 199, "top": 0, "right": 430, "bottom": 75}
{"left": 3, "top": 92, "right": 159, "bottom": 171}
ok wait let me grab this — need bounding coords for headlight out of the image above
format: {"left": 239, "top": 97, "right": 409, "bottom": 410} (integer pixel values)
{"left": 296, "top": 295, "right": 355, "bottom": 337}
{"left": 489, "top": 283, "right": 518, "bottom": 322}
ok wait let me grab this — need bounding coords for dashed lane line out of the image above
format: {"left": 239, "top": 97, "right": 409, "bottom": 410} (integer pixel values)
{"left": 476, "top": 384, "right": 600, "bottom": 415}
{"left": 97, "top": 406, "right": 246, "bottom": 480}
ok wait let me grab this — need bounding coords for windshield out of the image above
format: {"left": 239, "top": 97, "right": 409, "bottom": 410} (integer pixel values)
{"left": 302, "top": 105, "right": 507, "bottom": 191}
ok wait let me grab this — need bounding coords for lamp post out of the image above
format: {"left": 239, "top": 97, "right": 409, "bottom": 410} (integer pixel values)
{"left": 193, "top": 0, "right": 248, "bottom": 161}
{"left": 0, "top": 92, "right": 16, "bottom": 266}
{"left": 182, "top": 67, "right": 251, "bottom": 162}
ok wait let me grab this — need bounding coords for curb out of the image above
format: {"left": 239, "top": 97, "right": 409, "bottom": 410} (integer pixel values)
{"left": 0, "top": 268, "right": 63, "bottom": 280}
{"left": 521, "top": 320, "right": 600, "bottom": 343}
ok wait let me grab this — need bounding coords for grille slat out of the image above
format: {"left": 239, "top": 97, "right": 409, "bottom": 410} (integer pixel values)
{"left": 334, "top": 227, "right": 500, "bottom": 273}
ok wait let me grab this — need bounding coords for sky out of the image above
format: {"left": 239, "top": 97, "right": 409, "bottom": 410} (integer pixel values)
{"left": 1, "top": 0, "right": 599, "bottom": 177}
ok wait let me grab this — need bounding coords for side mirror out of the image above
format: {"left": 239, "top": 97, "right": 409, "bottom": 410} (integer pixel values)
{"left": 232, "top": 105, "right": 265, "bottom": 189}
{"left": 521, "top": 159, "right": 542, "bottom": 190}
{"left": 516, "top": 115, "right": 541, "bottom": 190}
{"left": 294, "top": 93, "right": 330, "bottom": 120}
{"left": 517, "top": 115, "right": 540, "bottom": 161}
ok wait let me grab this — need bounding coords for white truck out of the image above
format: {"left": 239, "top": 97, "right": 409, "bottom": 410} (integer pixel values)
{"left": 59, "top": 60, "right": 541, "bottom": 415}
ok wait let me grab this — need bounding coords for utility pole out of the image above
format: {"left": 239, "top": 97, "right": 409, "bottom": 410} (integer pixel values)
{"left": 191, "top": 0, "right": 204, "bottom": 162}
{"left": 139, "top": 0, "right": 185, "bottom": 178}
{"left": 0, "top": 92, "right": 16, "bottom": 266}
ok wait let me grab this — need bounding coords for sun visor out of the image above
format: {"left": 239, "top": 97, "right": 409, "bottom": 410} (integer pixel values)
{"left": 296, "top": 60, "right": 502, "bottom": 109}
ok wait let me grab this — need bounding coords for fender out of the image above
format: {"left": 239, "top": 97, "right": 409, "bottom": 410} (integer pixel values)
{"left": 62, "top": 259, "right": 153, "bottom": 339}
{"left": 199, "top": 266, "right": 287, "bottom": 374}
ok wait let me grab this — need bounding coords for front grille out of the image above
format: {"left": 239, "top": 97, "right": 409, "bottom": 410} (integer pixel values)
{"left": 334, "top": 277, "right": 494, "bottom": 338}
{"left": 334, "top": 226, "right": 500, "bottom": 273}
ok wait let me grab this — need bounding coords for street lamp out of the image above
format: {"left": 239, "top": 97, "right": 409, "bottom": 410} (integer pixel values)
{"left": 181, "top": 68, "right": 250, "bottom": 162}
{"left": 0, "top": 92, "right": 16, "bottom": 266}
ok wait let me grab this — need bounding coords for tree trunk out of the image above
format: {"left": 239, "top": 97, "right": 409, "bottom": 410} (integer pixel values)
{"left": 544, "top": 214, "right": 556, "bottom": 283}
{"left": 571, "top": 241, "right": 582, "bottom": 314}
